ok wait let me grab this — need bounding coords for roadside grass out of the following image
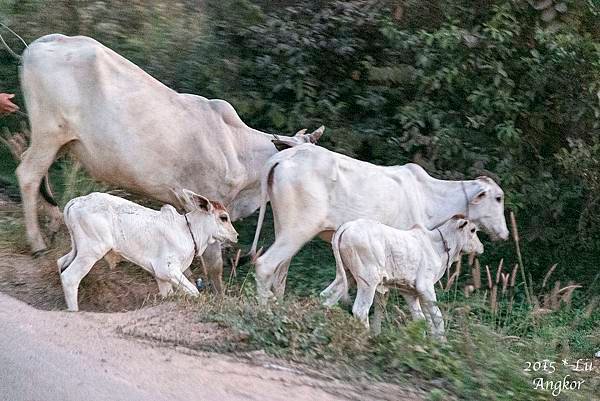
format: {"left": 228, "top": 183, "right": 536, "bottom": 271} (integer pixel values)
{"left": 188, "top": 286, "right": 598, "bottom": 401}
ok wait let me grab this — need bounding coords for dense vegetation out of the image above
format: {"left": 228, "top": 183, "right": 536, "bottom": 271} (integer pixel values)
{"left": 0, "top": 1, "right": 598, "bottom": 399}
{"left": 1, "top": 0, "right": 599, "bottom": 287}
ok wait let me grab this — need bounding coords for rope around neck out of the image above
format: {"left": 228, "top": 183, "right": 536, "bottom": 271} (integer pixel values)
{"left": 461, "top": 180, "right": 470, "bottom": 219}
{"left": 436, "top": 227, "right": 451, "bottom": 272}
{"left": 184, "top": 214, "right": 199, "bottom": 257}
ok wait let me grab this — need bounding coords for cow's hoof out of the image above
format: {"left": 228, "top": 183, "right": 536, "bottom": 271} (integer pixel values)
{"left": 32, "top": 249, "right": 49, "bottom": 259}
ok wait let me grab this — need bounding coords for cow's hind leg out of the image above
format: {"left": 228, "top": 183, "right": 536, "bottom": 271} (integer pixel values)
{"left": 60, "top": 254, "right": 100, "bottom": 311}
{"left": 16, "top": 139, "right": 64, "bottom": 253}
{"left": 272, "top": 257, "right": 292, "bottom": 299}
{"left": 254, "top": 232, "right": 315, "bottom": 304}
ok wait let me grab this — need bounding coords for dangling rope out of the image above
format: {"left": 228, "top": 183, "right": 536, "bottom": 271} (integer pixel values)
{"left": 0, "top": 21, "right": 28, "bottom": 60}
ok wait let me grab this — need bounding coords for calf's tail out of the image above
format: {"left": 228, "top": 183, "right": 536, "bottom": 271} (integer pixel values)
{"left": 57, "top": 200, "right": 77, "bottom": 272}
{"left": 327, "top": 224, "right": 351, "bottom": 305}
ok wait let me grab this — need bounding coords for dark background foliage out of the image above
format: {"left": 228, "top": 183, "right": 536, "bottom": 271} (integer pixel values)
{"left": 0, "top": 0, "right": 599, "bottom": 291}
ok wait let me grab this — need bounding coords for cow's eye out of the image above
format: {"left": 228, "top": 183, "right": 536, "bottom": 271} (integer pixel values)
{"left": 496, "top": 196, "right": 502, "bottom": 202}
{"left": 220, "top": 215, "right": 229, "bottom": 222}
{"left": 471, "top": 228, "right": 476, "bottom": 233}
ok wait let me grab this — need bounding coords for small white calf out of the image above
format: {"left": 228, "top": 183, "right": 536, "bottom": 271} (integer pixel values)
{"left": 57, "top": 190, "right": 238, "bottom": 311}
{"left": 321, "top": 216, "right": 483, "bottom": 339}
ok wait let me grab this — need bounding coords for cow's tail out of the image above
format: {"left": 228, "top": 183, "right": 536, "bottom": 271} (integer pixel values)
{"left": 250, "top": 160, "right": 279, "bottom": 258}
{"left": 324, "top": 224, "right": 351, "bottom": 306}
{"left": 40, "top": 175, "right": 58, "bottom": 206}
{"left": 57, "top": 199, "right": 77, "bottom": 273}
{"left": 0, "top": 22, "right": 27, "bottom": 60}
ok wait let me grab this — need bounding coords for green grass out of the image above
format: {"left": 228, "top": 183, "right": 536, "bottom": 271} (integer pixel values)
{"left": 190, "top": 288, "right": 598, "bottom": 401}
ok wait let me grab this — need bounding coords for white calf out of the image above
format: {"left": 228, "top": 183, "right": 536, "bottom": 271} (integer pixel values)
{"left": 58, "top": 190, "right": 238, "bottom": 311}
{"left": 321, "top": 216, "right": 483, "bottom": 338}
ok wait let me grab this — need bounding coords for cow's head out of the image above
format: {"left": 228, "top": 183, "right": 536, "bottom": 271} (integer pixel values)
{"left": 180, "top": 189, "right": 238, "bottom": 245}
{"left": 452, "top": 216, "right": 484, "bottom": 255}
{"left": 466, "top": 177, "right": 509, "bottom": 241}
{"left": 271, "top": 126, "right": 325, "bottom": 151}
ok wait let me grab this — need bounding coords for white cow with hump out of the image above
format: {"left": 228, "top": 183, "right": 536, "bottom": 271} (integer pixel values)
{"left": 58, "top": 190, "right": 238, "bottom": 311}
{"left": 16, "top": 34, "right": 323, "bottom": 292}
{"left": 321, "top": 216, "right": 484, "bottom": 338}
{"left": 251, "top": 144, "right": 509, "bottom": 303}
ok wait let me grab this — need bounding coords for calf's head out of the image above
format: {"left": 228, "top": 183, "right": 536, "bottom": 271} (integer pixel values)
{"left": 181, "top": 189, "right": 238, "bottom": 244}
{"left": 452, "top": 217, "right": 484, "bottom": 256}
{"left": 466, "top": 177, "right": 509, "bottom": 241}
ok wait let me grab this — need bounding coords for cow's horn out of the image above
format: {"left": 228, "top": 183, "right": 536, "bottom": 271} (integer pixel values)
{"left": 294, "top": 128, "right": 307, "bottom": 137}
{"left": 308, "top": 126, "right": 325, "bottom": 143}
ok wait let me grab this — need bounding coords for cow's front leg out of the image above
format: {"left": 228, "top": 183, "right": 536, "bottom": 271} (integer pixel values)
{"left": 202, "top": 242, "right": 224, "bottom": 295}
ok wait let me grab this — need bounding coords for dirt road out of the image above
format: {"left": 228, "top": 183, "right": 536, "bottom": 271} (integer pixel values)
{"left": 0, "top": 291, "right": 347, "bottom": 401}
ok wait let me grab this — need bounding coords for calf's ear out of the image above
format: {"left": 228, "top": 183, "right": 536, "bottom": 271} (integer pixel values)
{"left": 182, "top": 189, "right": 213, "bottom": 213}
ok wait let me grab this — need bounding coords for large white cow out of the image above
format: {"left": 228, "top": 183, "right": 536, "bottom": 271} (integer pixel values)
{"left": 251, "top": 144, "right": 509, "bottom": 303}
{"left": 321, "top": 216, "right": 483, "bottom": 338}
{"left": 16, "top": 34, "right": 323, "bottom": 292}
{"left": 58, "top": 190, "right": 238, "bottom": 311}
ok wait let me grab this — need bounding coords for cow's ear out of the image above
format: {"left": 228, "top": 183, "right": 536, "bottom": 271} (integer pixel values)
{"left": 471, "top": 190, "right": 487, "bottom": 204}
{"left": 182, "top": 189, "right": 213, "bottom": 213}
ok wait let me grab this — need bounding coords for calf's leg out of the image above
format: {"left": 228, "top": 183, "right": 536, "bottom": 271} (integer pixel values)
{"left": 371, "top": 291, "right": 388, "bottom": 336}
{"left": 60, "top": 254, "right": 99, "bottom": 311}
{"left": 417, "top": 283, "right": 446, "bottom": 341}
{"left": 155, "top": 278, "right": 173, "bottom": 297}
{"left": 320, "top": 275, "right": 346, "bottom": 307}
{"left": 168, "top": 271, "right": 200, "bottom": 296}
{"left": 403, "top": 294, "right": 426, "bottom": 321}
{"left": 352, "top": 284, "right": 377, "bottom": 330}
